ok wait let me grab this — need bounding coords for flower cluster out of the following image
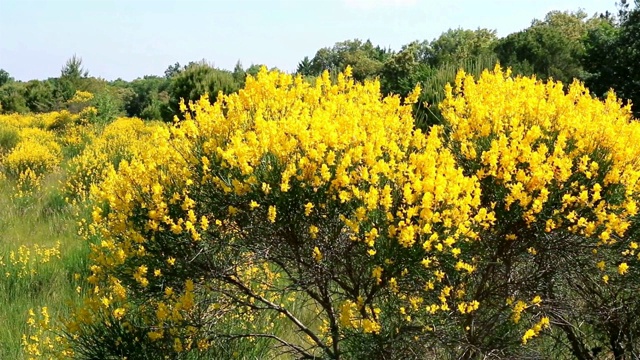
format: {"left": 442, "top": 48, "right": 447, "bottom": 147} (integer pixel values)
{"left": 0, "top": 242, "right": 61, "bottom": 278}
{"left": 22, "top": 307, "right": 72, "bottom": 359}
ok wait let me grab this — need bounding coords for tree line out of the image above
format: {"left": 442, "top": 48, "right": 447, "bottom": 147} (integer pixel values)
{"left": 1, "top": 1, "right": 638, "bottom": 123}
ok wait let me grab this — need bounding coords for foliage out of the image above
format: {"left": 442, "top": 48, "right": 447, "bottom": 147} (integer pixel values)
{"left": 426, "top": 28, "right": 498, "bottom": 67}
{"left": 56, "top": 55, "right": 89, "bottom": 103}
{"left": 91, "top": 89, "right": 126, "bottom": 124}
{"left": 308, "top": 39, "right": 392, "bottom": 81}
{"left": 582, "top": 18, "right": 622, "bottom": 97}
{"left": 25, "top": 80, "right": 58, "bottom": 113}
{"left": 296, "top": 56, "right": 314, "bottom": 77}
{"left": 164, "top": 62, "right": 183, "bottom": 79}
{"left": 494, "top": 10, "right": 597, "bottom": 85}
{"left": 581, "top": 1, "right": 640, "bottom": 117}
{"left": 380, "top": 42, "right": 433, "bottom": 99}
{"left": 120, "top": 76, "right": 170, "bottom": 121}
{"left": 0, "top": 82, "right": 29, "bottom": 114}
{"left": 0, "top": 69, "right": 13, "bottom": 87}
{"left": 614, "top": 2, "right": 640, "bottom": 117}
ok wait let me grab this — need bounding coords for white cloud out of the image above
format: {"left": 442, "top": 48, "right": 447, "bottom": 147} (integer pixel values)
{"left": 343, "top": 0, "right": 418, "bottom": 9}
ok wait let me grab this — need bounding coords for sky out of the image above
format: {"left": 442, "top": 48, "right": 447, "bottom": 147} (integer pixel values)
{"left": 0, "top": 0, "right": 617, "bottom": 82}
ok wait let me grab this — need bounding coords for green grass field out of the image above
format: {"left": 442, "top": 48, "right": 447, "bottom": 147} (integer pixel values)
{"left": 0, "top": 172, "right": 90, "bottom": 359}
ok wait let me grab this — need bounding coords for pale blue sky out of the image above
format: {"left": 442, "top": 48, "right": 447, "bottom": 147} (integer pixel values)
{"left": 0, "top": 0, "right": 616, "bottom": 81}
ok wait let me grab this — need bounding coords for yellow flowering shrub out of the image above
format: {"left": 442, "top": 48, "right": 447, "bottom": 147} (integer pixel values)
{"left": 4, "top": 128, "right": 61, "bottom": 179}
{"left": 58, "top": 67, "right": 487, "bottom": 358}
{"left": 68, "top": 90, "right": 94, "bottom": 104}
{"left": 58, "top": 122, "right": 96, "bottom": 158}
{"left": 41, "top": 110, "right": 80, "bottom": 131}
{"left": 0, "top": 113, "right": 45, "bottom": 129}
{"left": 0, "top": 111, "right": 82, "bottom": 131}
{"left": 64, "top": 117, "right": 167, "bottom": 202}
{"left": 436, "top": 65, "right": 640, "bottom": 357}
{"left": 76, "top": 106, "right": 98, "bottom": 125}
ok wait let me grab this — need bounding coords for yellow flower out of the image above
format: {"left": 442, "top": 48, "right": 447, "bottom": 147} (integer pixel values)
{"left": 618, "top": 262, "right": 629, "bottom": 275}
{"left": 362, "top": 319, "right": 381, "bottom": 334}
{"left": 531, "top": 296, "right": 542, "bottom": 306}
{"left": 148, "top": 331, "right": 163, "bottom": 341}
{"left": 112, "top": 308, "right": 126, "bottom": 320}
{"left": 173, "top": 338, "right": 183, "bottom": 352}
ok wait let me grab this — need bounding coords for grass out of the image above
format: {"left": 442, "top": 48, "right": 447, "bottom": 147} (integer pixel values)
{"left": 0, "top": 171, "right": 89, "bottom": 359}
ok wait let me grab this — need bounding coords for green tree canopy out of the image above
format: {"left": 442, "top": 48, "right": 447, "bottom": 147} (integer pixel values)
{"left": 308, "top": 39, "right": 392, "bottom": 81}
{"left": 24, "top": 80, "right": 57, "bottom": 113}
{"left": 426, "top": 27, "right": 498, "bottom": 67}
{"left": 494, "top": 10, "right": 600, "bottom": 85}
{"left": 0, "top": 82, "right": 28, "bottom": 114}
{"left": 0, "top": 69, "right": 13, "bottom": 87}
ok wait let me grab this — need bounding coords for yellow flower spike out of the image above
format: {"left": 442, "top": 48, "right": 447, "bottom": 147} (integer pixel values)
{"left": 531, "top": 296, "right": 542, "bottom": 306}
{"left": 304, "top": 202, "right": 314, "bottom": 216}
{"left": 343, "top": 65, "right": 353, "bottom": 78}
{"left": 312, "top": 247, "right": 323, "bottom": 262}
{"left": 309, "top": 225, "right": 319, "bottom": 239}
{"left": 372, "top": 266, "right": 383, "bottom": 285}
{"left": 267, "top": 205, "right": 277, "bottom": 223}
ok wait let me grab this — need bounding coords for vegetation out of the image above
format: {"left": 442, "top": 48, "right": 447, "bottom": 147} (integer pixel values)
{"left": 2, "top": 1, "right": 640, "bottom": 359}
